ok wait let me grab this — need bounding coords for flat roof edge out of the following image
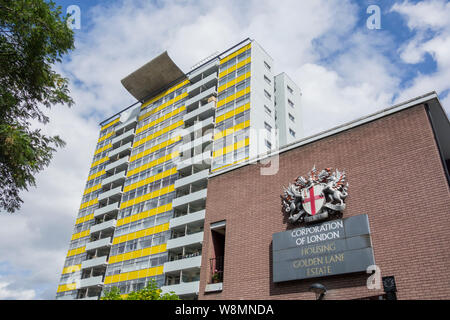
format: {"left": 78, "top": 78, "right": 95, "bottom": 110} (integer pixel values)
{"left": 209, "top": 91, "right": 440, "bottom": 178}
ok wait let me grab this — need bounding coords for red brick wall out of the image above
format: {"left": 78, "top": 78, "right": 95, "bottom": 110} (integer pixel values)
{"left": 198, "top": 105, "right": 450, "bottom": 300}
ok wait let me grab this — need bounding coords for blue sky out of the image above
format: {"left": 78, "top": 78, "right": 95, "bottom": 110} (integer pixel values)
{"left": 0, "top": 0, "right": 449, "bottom": 300}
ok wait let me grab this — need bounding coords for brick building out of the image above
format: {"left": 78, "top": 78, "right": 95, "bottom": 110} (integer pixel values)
{"left": 198, "top": 92, "right": 450, "bottom": 300}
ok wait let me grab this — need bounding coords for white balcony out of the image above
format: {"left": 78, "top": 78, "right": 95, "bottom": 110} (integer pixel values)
{"left": 184, "top": 87, "right": 217, "bottom": 110}
{"left": 176, "top": 151, "right": 212, "bottom": 172}
{"left": 112, "top": 128, "right": 135, "bottom": 146}
{"left": 170, "top": 210, "right": 205, "bottom": 229}
{"left": 98, "top": 186, "right": 123, "bottom": 202}
{"left": 85, "top": 237, "right": 112, "bottom": 252}
{"left": 188, "top": 72, "right": 218, "bottom": 95}
{"left": 102, "top": 171, "right": 126, "bottom": 186}
{"left": 108, "top": 141, "right": 132, "bottom": 159}
{"left": 163, "top": 255, "right": 202, "bottom": 273}
{"left": 105, "top": 156, "right": 129, "bottom": 173}
{"left": 94, "top": 202, "right": 119, "bottom": 218}
{"left": 81, "top": 256, "right": 108, "bottom": 269}
{"left": 175, "top": 170, "right": 209, "bottom": 190}
{"left": 184, "top": 100, "right": 216, "bottom": 123}
{"left": 90, "top": 219, "right": 116, "bottom": 235}
{"left": 161, "top": 281, "right": 200, "bottom": 296}
{"left": 166, "top": 231, "right": 204, "bottom": 250}
{"left": 79, "top": 276, "right": 103, "bottom": 289}
{"left": 179, "top": 132, "right": 213, "bottom": 156}
{"left": 172, "top": 189, "right": 207, "bottom": 209}
{"left": 114, "top": 117, "right": 137, "bottom": 132}
{"left": 182, "top": 117, "right": 214, "bottom": 138}
{"left": 188, "top": 59, "right": 219, "bottom": 81}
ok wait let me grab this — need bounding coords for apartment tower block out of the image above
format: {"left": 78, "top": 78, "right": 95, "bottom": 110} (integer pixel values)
{"left": 56, "top": 38, "right": 303, "bottom": 300}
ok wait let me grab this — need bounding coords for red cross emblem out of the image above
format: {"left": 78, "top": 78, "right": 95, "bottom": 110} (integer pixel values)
{"left": 301, "top": 184, "right": 325, "bottom": 216}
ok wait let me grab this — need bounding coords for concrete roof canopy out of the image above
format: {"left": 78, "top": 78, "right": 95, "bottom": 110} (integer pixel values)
{"left": 120, "top": 51, "right": 186, "bottom": 102}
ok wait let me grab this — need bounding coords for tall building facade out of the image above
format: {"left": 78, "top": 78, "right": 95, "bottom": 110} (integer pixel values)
{"left": 56, "top": 38, "right": 304, "bottom": 300}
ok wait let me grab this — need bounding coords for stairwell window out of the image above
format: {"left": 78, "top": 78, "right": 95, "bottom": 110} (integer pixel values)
{"left": 264, "top": 61, "right": 271, "bottom": 70}
{"left": 289, "top": 128, "right": 296, "bottom": 137}
{"left": 264, "top": 90, "right": 271, "bottom": 100}
{"left": 287, "top": 85, "right": 293, "bottom": 94}
{"left": 288, "top": 113, "right": 295, "bottom": 122}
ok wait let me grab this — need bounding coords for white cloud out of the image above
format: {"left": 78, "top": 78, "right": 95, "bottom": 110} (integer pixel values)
{"left": 0, "top": 281, "right": 36, "bottom": 300}
{"left": 391, "top": 0, "right": 450, "bottom": 114}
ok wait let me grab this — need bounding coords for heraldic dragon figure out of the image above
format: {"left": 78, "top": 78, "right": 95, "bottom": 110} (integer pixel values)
{"left": 281, "top": 166, "right": 349, "bottom": 223}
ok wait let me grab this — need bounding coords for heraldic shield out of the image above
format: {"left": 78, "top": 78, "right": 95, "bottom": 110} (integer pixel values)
{"left": 301, "top": 183, "right": 325, "bottom": 216}
{"left": 281, "top": 166, "right": 349, "bottom": 224}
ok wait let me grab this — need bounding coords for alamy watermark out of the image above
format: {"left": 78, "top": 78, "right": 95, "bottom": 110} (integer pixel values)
{"left": 67, "top": 5, "right": 81, "bottom": 30}
{"left": 366, "top": 4, "right": 381, "bottom": 30}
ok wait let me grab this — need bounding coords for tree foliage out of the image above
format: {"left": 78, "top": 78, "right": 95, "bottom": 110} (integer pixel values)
{"left": 0, "top": 0, "right": 74, "bottom": 212}
{"left": 101, "top": 279, "right": 179, "bottom": 300}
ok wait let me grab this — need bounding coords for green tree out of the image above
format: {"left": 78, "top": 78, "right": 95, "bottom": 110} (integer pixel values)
{"left": 101, "top": 279, "right": 179, "bottom": 300}
{"left": 0, "top": 0, "right": 74, "bottom": 213}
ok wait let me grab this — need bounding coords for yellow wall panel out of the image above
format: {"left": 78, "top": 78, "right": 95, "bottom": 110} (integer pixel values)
{"left": 98, "top": 131, "right": 114, "bottom": 143}
{"left": 214, "top": 120, "right": 250, "bottom": 140}
{"left": 94, "top": 143, "right": 112, "bottom": 155}
{"left": 124, "top": 167, "right": 177, "bottom": 193}
{"left": 104, "top": 265, "right": 164, "bottom": 284}
{"left": 57, "top": 282, "right": 77, "bottom": 293}
{"left": 136, "top": 106, "right": 186, "bottom": 135}
{"left": 116, "top": 203, "right": 172, "bottom": 227}
{"left": 112, "top": 223, "right": 170, "bottom": 245}
{"left": 83, "top": 183, "right": 102, "bottom": 196}
{"left": 90, "top": 156, "right": 109, "bottom": 169}
{"left": 127, "top": 151, "right": 179, "bottom": 178}
{"left": 213, "top": 138, "right": 250, "bottom": 158}
{"left": 133, "top": 120, "right": 184, "bottom": 148}
{"left": 87, "top": 169, "right": 105, "bottom": 182}
{"left": 79, "top": 197, "right": 98, "bottom": 210}
{"left": 216, "top": 103, "right": 250, "bottom": 124}
{"left": 130, "top": 136, "right": 180, "bottom": 163}
{"left": 62, "top": 264, "right": 81, "bottom": 274}
{"left": 219, "top": 57, "right": 251, "bottom": 79}
{"left": 71, "top": 229, "right": 90, "bottom": 241}
{"left": 218, "top": 70, "right": 251, "bottom": 93}
{"left": 67, "top": 246, "right": 85, "bottom": 257}
{"left": 212, "top": 156, "right": 249, "bottom": 172}
{"left": 75, "top": 213, "right": 94, "bottom": 226}
{"left": 119, "top": 185, "right": 174, "bottom": 210}
{"left": 220, "top": 43, "right": 251, "bottom": 65}
{"left": 101, "top": 118, "right": 120, "bottom": 132}
{"left": 141, "top": 79, "right": 189, "bottom": 110}
{"left": 217, "top": 86, "right": 251, "bottom": 109}
{"left": 139, "top": 92, "right": 188, "bottom": 122}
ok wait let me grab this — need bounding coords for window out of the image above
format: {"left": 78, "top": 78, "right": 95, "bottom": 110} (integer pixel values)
{"left": 287, "top": 85, "right": 293, "bottom": 94}
{"left": 264, "top": 122, "right": 272, "bottom": 132}
{"left": 264, "top": 90, "right": 271, "bottom": 100}
{"left": 265, "top": 139, "right": 272, "bottom": 149}
{"left": 288, "top": 99, "right": 294, "bottom": 108}
{"left": 289, "top": 128, "right": 296, "bottom": 137}
{"left": 264, "top": 75, "right": 271, "bottom": 84}
{"left": 264, "top": 61, "right": 271, "bottom": 70}
{"left": 288, "top": 113, "right": 295, "bottom": 122}
{"left": 264, "top": 105, "right": 272, "bottom": 115}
